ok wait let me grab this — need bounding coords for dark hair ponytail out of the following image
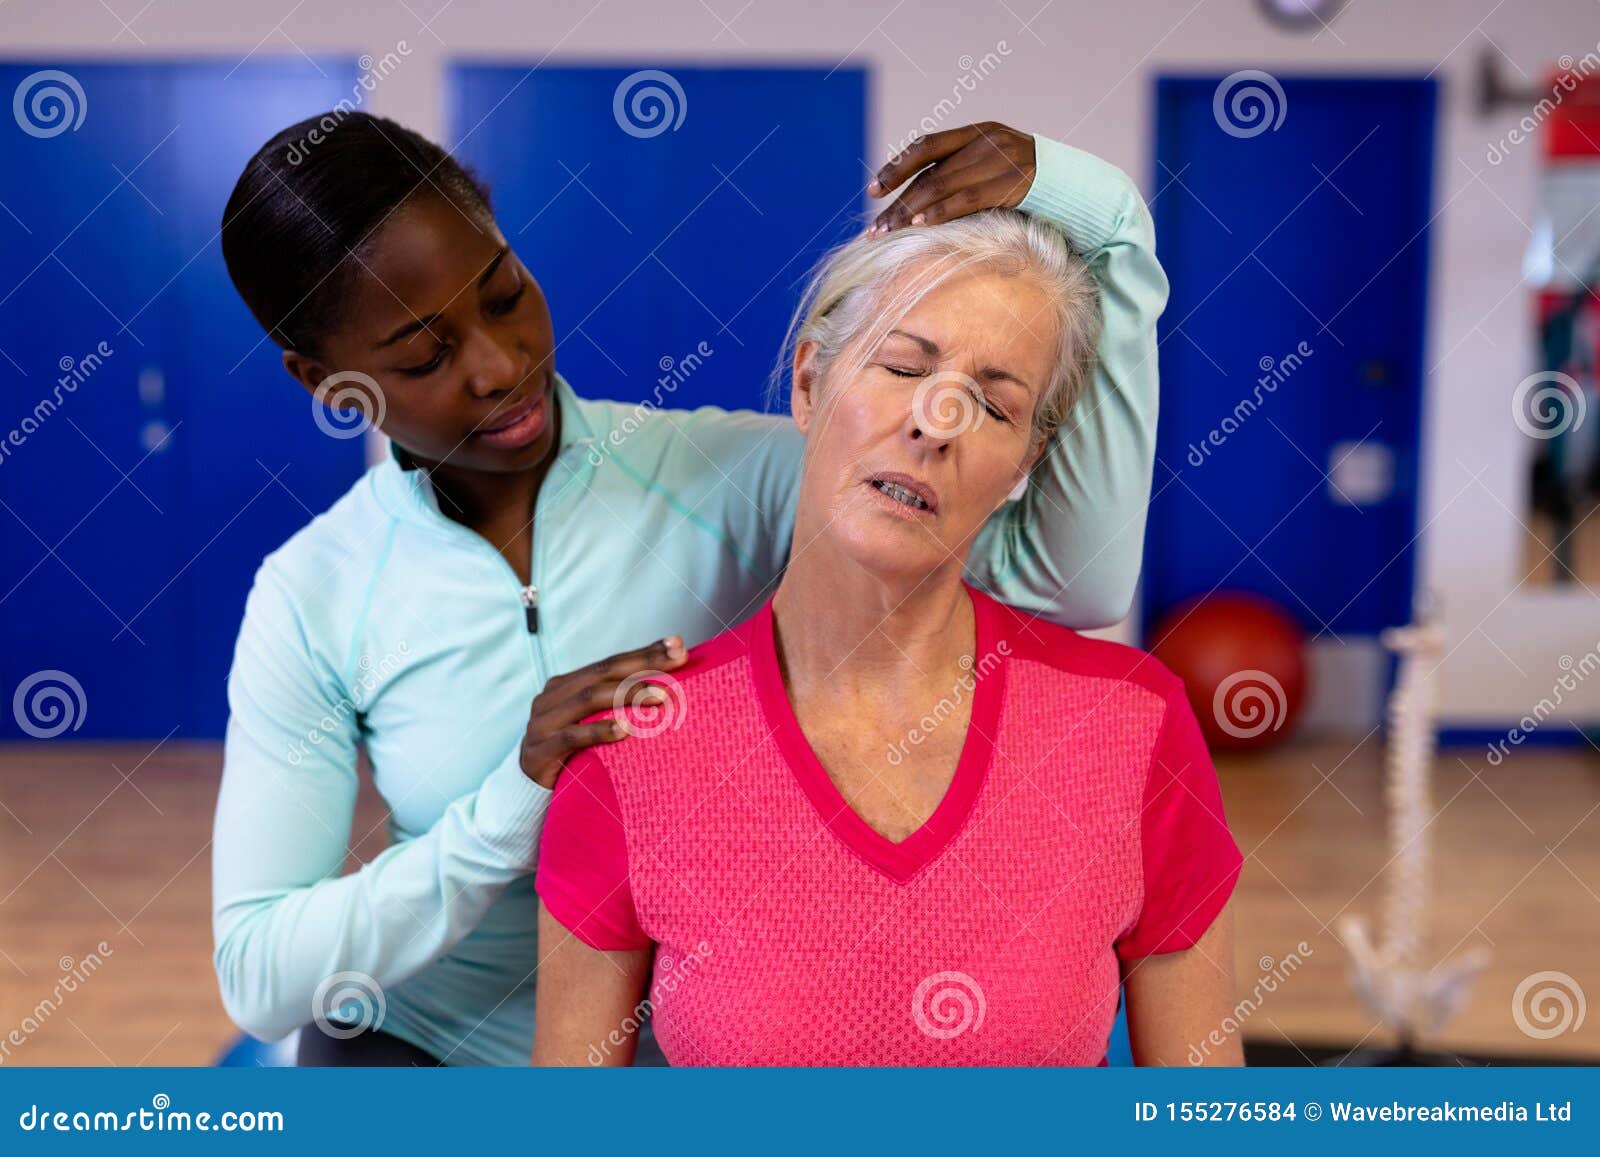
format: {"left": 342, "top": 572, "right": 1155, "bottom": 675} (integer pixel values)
{"left": 220, "top": 111, "right": 493, "bottom": 356}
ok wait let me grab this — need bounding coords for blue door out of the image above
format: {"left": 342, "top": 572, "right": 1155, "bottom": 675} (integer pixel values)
{"left": 1146, "top": 76, "right": 1436, "bottom": 639}
{"left": 449, "top": 64, "right": 868, "bottom": 413}
{"left": 0, "top": 60, "right": 365, "bottom": 740}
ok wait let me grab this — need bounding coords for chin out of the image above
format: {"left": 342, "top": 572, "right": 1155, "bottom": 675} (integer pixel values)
{"left": 829, "top": 515, "right": 955, "bottom": 583}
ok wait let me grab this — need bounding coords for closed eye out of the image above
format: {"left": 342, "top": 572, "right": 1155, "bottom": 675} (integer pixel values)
{"left": 397, "top": 347, "right": 449, "bottom": 377}
{"left": 486, "top": 281, "right": 526, "bottom": 318}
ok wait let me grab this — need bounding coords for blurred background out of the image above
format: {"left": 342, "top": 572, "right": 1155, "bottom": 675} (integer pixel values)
{"left": 0, "top": 0, "right": 1595, "bottom": 1066}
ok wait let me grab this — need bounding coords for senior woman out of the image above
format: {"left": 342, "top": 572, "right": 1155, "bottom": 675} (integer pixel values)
{"left": 532, "top": 206, "right": 1245, "bottom": 1067}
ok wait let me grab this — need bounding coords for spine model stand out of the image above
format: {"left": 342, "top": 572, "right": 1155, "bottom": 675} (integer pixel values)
{"left": 1334, "top": 617, "right": 1490, "bottom": 1065}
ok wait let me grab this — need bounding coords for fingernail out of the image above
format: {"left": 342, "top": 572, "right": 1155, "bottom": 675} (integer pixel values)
{"left": 911, "top": 213, "right": 926, "bottom": 226}
{"left": 867, "top": 179, "right": 882, "bottom": 194}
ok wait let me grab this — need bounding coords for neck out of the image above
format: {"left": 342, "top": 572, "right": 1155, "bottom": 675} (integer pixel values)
{"left": 770, "top": 533, "right": 974, "bottom": 705}
{"left": 414, "top": 399, "right": 562, "bottom": 536}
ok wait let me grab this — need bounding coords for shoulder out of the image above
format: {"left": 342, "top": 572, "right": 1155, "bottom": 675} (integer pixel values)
{"left": 586, "top": 616, "right": 760, "bottom": 736}
{"left": 258, "top": 462, "right": 394, "bottom": 591}
{"left": 979, "top": 588, "right": 1182, "bottom": 709}
{"left": 242, "top": 463, "right": 399, "bottom": 661}
{"left": 587, "top": 396, "right": 800, "bottom": 477}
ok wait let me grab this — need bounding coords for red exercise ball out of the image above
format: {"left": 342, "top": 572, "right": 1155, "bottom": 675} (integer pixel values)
{"left": 1148, "top": 592, "right": 1308, "bottom": 752}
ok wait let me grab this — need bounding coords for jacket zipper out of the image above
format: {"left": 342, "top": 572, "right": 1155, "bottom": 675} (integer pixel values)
{"left": 520, "top": 583, "right": 539, "bottom": 633}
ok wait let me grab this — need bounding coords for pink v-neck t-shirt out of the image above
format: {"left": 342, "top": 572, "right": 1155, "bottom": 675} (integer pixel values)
{"left": 535, "top": 585, "right": 1244, "bottom": 1066}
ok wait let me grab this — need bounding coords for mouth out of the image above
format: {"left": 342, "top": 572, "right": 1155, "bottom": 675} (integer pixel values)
{"left": 475, "top": 391, "right": 548, "bottom": 450}
{"left": 865, "top": 472, "right": 939, "bottom": 518}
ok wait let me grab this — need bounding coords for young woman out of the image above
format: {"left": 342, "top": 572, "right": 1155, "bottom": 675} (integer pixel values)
{"left": 209, "top": 111, "right": 1168, "bottom": 1066}
{"left": 532, "top": 208, "right": 1241, "bottom": 1066}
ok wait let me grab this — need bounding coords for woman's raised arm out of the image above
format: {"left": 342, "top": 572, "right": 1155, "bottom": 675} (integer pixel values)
{"left": 873, "top": 125, "right": 1169, "bottom": 628}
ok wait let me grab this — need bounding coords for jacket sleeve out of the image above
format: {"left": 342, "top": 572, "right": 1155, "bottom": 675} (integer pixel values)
{"left": 209, "top": 561, "right": 551, "bottom": 1042}
{"left": 964, "top": 133, "right": 1169, "bottom": 628}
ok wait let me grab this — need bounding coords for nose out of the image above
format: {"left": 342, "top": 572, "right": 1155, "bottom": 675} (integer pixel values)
{"left": 462, "top": 326, "right": 525, "bottom": 399}
{"left": 906, "top": 377, "right": 982, "bottom": 450}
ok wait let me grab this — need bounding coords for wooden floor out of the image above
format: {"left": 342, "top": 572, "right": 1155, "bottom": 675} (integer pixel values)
{"left": 0, "top": 736, "right": 1596, "bottom": 1066}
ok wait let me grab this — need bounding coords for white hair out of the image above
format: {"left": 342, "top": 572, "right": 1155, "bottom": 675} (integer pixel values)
{"left": 773, "top": 207, "right": 1102, "bottom": 444}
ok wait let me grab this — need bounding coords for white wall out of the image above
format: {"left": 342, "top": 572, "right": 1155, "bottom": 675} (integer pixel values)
{"left": 5, "top": 0, "right": 1597, "bottom": 731}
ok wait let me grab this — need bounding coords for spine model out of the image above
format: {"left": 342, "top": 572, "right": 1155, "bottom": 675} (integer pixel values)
{"left": 1339, "top": 618, "right": 1490, "bottom": 1055}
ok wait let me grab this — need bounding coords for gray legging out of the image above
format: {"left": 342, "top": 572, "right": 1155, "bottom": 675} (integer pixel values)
{"left": 296, "top": 1022, "right": 443, "bottom": 1066}
{"left": 295, "top": 1020, "right": 669, "bottom": 1066}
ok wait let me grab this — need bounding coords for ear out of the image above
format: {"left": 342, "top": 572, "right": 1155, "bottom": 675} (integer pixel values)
{"left": 790, "top": 340, "right": 822, "bottom": 435}
{"left": 1018, "top": 434, "right": 1048, "bottom": 482}
{"left": 282, "top": 348, "right": 329, "bottom": 400}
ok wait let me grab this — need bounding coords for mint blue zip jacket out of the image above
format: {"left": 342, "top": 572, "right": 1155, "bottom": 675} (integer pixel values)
{"left": 210, "top": 135, "right": 1169, "bottom": 1064}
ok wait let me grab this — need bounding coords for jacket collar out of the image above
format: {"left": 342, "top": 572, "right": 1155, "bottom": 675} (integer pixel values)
{"left": 373, "top": 371, "right": 607, "bottom": 528}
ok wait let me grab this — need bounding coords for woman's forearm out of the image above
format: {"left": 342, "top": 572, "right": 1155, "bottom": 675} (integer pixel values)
{"left": 966, "top": 134, "right": 1169, "bottom": 629}
{"left": 531, "top": 903, "right": 653, "bottom": 1065}
{"left": 211, "top": 565, "right": 551, "bottom": 1042}
{"left": 1122, "top": 900, "right": 1244, "bottom": 1066}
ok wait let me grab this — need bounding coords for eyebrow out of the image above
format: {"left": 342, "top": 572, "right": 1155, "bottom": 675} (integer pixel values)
{"left": 883, "top": 328, "right": 1035, "bottom": 394}
{"left": 372, "top": 247, "right": 510, "bottom": 350}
